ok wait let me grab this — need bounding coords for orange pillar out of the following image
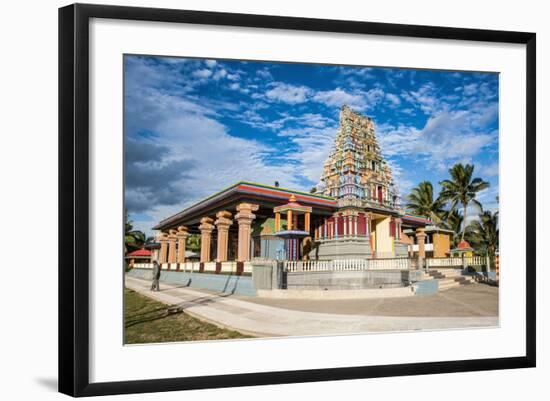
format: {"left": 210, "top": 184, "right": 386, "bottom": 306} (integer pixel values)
{"left": 158, "top": 233, "right": 168, "bottom": 263}
{"left": 215, "top": 211, "right": 233, "bottom": 262}
{"left": 176, "top": 226, "right": 188, "bottom": 263}
{"left": 167, "top": 229, "right": 178, "bottom": 263}
{"left": 199, "top": 217, "right": 214, "bottom": 263}
{"left": 416, "top": 228, "right": 427, "bottom": 258}
{"left": 287, "top": 210, "right": 293, "bottom": 230}
{"left": 235, "top": 203, "right": 259, "bottom": 262}
{"left": 275, "top": 212, "right": 281, "bottom": 232}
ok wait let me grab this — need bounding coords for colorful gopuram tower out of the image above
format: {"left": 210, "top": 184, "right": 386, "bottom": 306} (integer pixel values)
{"left": 316, "top": 105, "right": 399, "bottom": 207}
{"left": 311, "top": 105, "right": 406, "bottom": 260}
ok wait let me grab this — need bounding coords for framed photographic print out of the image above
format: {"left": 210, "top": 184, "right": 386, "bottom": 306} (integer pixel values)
{"left": 58, "top": 3, "right": 536, "bottom": 397}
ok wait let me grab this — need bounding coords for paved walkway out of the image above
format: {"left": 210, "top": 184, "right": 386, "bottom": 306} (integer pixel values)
{"left": 245, "top": 284, "right": 499, "bottom": 317}
{"left": 126, "top": 276, "right": 498, "bottom": 337}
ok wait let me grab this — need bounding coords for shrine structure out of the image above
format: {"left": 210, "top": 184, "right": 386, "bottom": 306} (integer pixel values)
{"left": 152, "top": 106, "right": 451, "bottom": 266}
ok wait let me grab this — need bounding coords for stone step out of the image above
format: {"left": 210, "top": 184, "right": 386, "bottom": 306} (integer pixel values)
{"left": 437, "top": 277, "right": 474, "bottom": 290}
{"left": 428, "top": 271, "right": 463, "bottom": 279}
{"left": 439, "top": 280, "right": 472, "bottom": 287}
{"left": 439, "top": 276, "right": 474, "bottom": 283}
{"left": 430, "top": 269, "right": 462, "bottom": 274}
{"left": 429, "top": 273, "right": 464, "bottom": 280}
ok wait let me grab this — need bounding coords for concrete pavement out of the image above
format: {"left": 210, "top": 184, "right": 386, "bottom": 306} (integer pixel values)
{"left": 247, "top": 284, "right": 499, "bottom": 317}
{"left": 125, "top": 276, "right": 498, "bottom": 337}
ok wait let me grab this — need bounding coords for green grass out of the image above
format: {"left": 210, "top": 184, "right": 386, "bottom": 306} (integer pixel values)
{"left": 124, "top": 289, "right": 251, "bottom": 344}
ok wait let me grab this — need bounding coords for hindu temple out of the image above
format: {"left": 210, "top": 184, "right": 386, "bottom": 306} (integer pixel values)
{"left": 151, "top": 106, "right": 452, "bottom": 268}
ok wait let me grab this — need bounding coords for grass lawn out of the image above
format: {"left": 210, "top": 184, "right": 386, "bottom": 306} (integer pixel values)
{"left": 124, "top": 289, "right": 251, "bottom": 344}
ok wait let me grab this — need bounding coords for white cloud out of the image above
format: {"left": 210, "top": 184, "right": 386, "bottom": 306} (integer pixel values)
{"left": 377, "top": 123, "right": 421, "bottom": 157}
{"left": 385, "top": 93, "right": 401, "bottom": 107}
{"left": 212, "top": 68, "right": 227, "bottom": 80}
{"left": 364, "top": 88, "right": 385, "bottom": 105}
{"left": 279, "top": 125, "right": 337, "bottom": 183}
{"left": 401, "top": 82, "right": 441, "bottom": 114}
{"left": 463, "top": 83, "right": 478, "bottom": 96}
{"left": 414, "top": 111, "right": 496, "bottom": 169}
{"left": 192, "top": 69, "right": 212, "bottom": 79}
{"left": 312, "top": 87, "right": 365, "bottom": 109}
{"left": 256, "top": 68, "right": 273, "bottom": 80}
{"left": 377, "top": 106, "right": 497, "bottom": 171}
{"left": 125, "top": 81, "right": 307, "bottom": 236}
{"left": 385, "top": 158, "right": 414, "bottom": 199}
{"left": 205, "top": 60, "right": 217, "bottom": 68}
{"left": 227, "top": 82, "right": 250, "bottom": 94}
{"left": 265, "top": 82, "right": 311, "bottom": 104}
{"left": 479, "top": 162, "right": 499, "bottom": 177}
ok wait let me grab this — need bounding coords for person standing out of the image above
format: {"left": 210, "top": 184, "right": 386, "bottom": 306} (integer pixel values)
{"left": 151, "top": 260, "right": 161, "bottom": 291}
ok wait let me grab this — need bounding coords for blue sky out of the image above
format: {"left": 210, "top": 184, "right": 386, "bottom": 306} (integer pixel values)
{"left": 124, "top": 55, "right": 499, "bottom": 236}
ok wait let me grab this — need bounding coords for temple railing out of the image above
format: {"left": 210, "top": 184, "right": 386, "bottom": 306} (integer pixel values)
{"left": 131, "top": 261, "right": 252, "bottom": 274}
{"left": 285, "top": 256, "right": 488, "bottom": 272}
{"left": 425, "top": 256, "right": 486, "bottom": 268}
{"left": 285, "top": 258, "right": 411, "bottom": 272}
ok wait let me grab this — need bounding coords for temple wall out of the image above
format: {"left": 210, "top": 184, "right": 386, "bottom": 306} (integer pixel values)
{"left": 394, "top": 241, "right": 409, "bottom": 258}
{"left": 127, "top": 268, "right": 257, "bottom": 296}
{"left": 433, "top": 233, "right": 451, "bottom": 258}
{"left": 287, "top": 270, "right": 417, "bottom": 290}
{"left": 374, "top": 217, "right": 393, "bottom": 257}
{"left": 310, "top": 238, "right": 372, "bottom": 260}
{"left": 253, "top": 236, "right": 284, "bottom": 259}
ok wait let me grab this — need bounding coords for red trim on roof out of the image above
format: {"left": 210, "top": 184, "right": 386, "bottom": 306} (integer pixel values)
{"left": 127, "top": 248, "right": 151, "bottom": 257}
{"left": 238, "top": 184, "right": 337, "bottom": 206}
{"left": 402, "top": 214, "right": 432, "bottom": 224}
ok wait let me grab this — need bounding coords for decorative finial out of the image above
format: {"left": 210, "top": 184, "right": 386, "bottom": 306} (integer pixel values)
{"left": 289, "top": 194, "right": 297, "bottom": 202}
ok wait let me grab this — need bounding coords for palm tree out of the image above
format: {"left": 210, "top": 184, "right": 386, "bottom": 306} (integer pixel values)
{"left": 439, "top": 163, "right": 489, "bottom": 242}
{"left": 441, "top": 209, "right": 464, "bottom": 247}
{"left": 124, "top": 210, "right": 145, "bottom": 254}
{"left": 468, "top": 210, "right": 499, "bottom": 268}
{"left": 405, "top": 181, "right": 445, "bottom": 222}
{"left": 186, "top": 234, "right": 201, "bottom": 253}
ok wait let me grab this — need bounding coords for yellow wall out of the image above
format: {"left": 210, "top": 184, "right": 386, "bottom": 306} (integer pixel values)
{"left": 433, "top": 233, "right": 451, "bottom": 257}
{"left": 374, "top": 217, "right": 393, "bottom": 257}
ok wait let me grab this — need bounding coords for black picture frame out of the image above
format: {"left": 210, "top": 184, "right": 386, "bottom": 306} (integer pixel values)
{"left": 59, "top": 3, "right": 536, "bottom": 397}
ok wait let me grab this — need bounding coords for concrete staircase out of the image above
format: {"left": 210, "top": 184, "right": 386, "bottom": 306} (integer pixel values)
{"left": 424, "top": 269, "right": 476, "bottom": 291}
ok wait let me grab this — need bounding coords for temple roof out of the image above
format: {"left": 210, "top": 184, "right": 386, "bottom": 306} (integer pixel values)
{"left": 402, "top": 214, "right": 433, "bottom": 225}
{"left": 126, "top": 248, "right": 151, "bottom": 257}
{"left": 153, "top": 181, "right": 336, "bottom": 231}
{"left": 273, "top": 195, "right": 313, "bottom": 214}
{"left": 456, "top": 240, "right": 473, "bottom": 250}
